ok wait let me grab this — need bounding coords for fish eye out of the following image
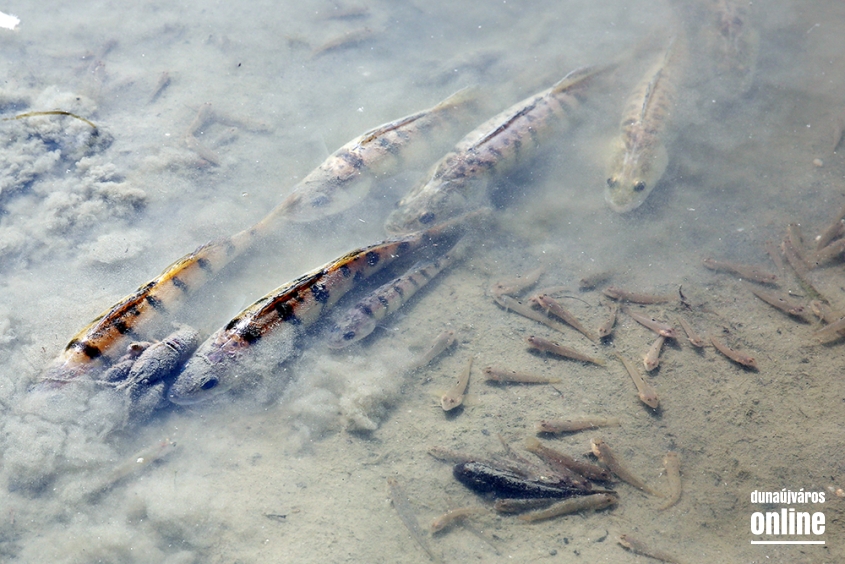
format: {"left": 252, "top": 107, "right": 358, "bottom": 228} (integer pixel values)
{"left": 418, "top": 212, "right": 436, "bottom": 225}
{"left": 343, "top": 331, "right": 356, "bottom": 341}
{"left": 200, "top": 377, "right": 219, "bottom": 391}
{"left": 633, "top": 181, "right": 646, "bottom": 192}
{"left": 606, "top": 178, "right": 617, "bottom": 188}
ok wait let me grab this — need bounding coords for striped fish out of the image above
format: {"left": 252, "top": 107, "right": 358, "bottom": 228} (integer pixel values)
{"left": 604, "top": 37, "right": 684, "bottom": 213}
{"left": 40, "top": 227, "right": 257, "bottom": 386}
{"left": 268, "top": 87, "right": 476, "bottom": 223}
{"left": 326, "top": 241, "right": 465, "bottom": 349}
{"left": 167, "top": 213, "right": 478, "bottom": 405}
{"left": 40, "top": 91, "right": 475, "bottom": 385}
{"left": 384, "top": 65, "right": 608, "bottom": 235}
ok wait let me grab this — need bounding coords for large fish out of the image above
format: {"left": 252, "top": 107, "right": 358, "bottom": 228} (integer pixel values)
{"left": 384, "top": 65, "right": 607, "bottom": 235}
{"left": 266, "top": 87, "right": 476, "bottom": 223}
{"left": 167, "top": 213, "right": 479, "bottom": 405}
{"left": 40, "top": 90, "right": 475, "bottom": 385}
{"left": 604, "top": 37, "right": 684, "bottom": 213}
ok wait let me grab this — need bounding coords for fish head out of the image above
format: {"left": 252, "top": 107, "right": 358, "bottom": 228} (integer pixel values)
{"left": 326, "top": 315, "right": 376, "bottom": 349}
{"left": 604, "top": 141, "right": 668, "bottom": 213}
{"left": 384, "top": 179, "right": 479, "bottom": 234}
{"left": 167, "top": 351, "right": 232, "bottom": 405}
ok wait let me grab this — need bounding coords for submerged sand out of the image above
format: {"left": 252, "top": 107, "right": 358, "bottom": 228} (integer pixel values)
{"left": 0, "top": 0, "right": 844, "bottom": 562}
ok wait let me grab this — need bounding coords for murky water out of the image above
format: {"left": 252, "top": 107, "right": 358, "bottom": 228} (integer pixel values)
{"left": 1, "top": 0, "right": 844, "bottom": 562}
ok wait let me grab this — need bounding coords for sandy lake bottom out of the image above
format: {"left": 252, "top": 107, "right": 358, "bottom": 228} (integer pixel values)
{"left": 1, "top": 0, "right": 845, "bottom": 562}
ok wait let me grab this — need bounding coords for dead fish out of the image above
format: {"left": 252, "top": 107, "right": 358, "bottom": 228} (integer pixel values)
{"left": 271, "top": 87, "right": 476, "bottom": 223}
{"left": 327, "top": 244, "right": 463, "bottom": 348}
{"left": 168, "top": 215, "right": 471, "bottom": 405}
{"left": 605, "top": 36, "right": 684, "bottom": 213}
{"left": 385, "top": 65, "right": 610, "bottom": 234}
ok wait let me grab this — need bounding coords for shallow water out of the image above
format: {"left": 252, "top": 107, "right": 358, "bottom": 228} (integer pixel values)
{"left": 1, "top": 0, "right": 844, "bottom": 562}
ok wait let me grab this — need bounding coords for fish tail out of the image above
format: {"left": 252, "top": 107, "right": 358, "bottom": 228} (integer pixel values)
{"left": 432, "top": 86, "right": 478, "bottom": 112}
{"left": 550, "top": 64, "right": 614, "bottom": 96}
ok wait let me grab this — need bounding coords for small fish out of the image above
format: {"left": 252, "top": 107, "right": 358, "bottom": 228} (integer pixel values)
{"left": 526, "top": 335, "right": 605, "bottom": 366}
{"left": 810, "top": 237, "right": 845, "bottom": 267}
{"left": 441, "top": 356, "right": 473, "bottom": 411}
{"left": 677, "top": 315, "right": 705, "bottom": 348}
{"left": 120, "top": 326, "right": 200, "bottom": 389}
{"left": 709, "top": 334, "right": 758, "bottom": 369}
{"left": 618, "top": 533, "right": 687, "bottom": 564}
{"left": 658, "top": 451, "right": 682, "bottom": 510}
{"left": 643, "top": 335, "right": 665, "bottom": 372}
{"left": 430, "top": 506, "right": 486, "bottom": 534}
{"left": 273, "top": 88, "right": 476, "bottom": 223}
{"left": 706, "top": 0, "right": 759, "bottom": 96}
{"left": 815, "top": 202, "right": 845, "bottom": 250}
{"left": 605, "top": 37, "right": 684, "bottom": 212}
{"left": 387, "top": 477, "right": 442, "bottom": 563}
{"left": 168, "top": 217, "right": 470, "bottom": 405}
{"left": 88, "top": 438, "right": 178, "bottom": 499}
{"left": 591, "top": 438, "right": 661, "bottom": 496}
{"left": 597, "top": 301, "right": 619, "bottom": 338}
{"left": 702, "top": 257, "right": 778, "bottom": 284}
{"left": 482, "top": 366, "right": 561, "bottom": 384}
{"left": 517, "top": 493, "right": 617, "bottom": 522}
{"left": 535, "top": 417, "right": 620, "bottom": 434}
{"left": 627, "top": 310, "right": 677, "bottom": 338}
{"left": 41, "top": 228, "right": 259, "bottom": 385}
{"left": 493, "top": 498, "right": 556, "bottom": 514}
{"left": 407, "top": 329, "right": 457, "bottom": 370}
{"left": 493, "top": 294, "right": 572, "bottom": 334}
{"left": 615, "top": 353, "right": 659, "bottom": 409}
{"left": 578, "top": 270, "right": 613, "bottom": 290}
{"left": 602, "top": 286, "right": 672, "bottom": 304}
{"left": 327, "top": 246, "right": 462, "bottom": 348}
{"left": 385, "top": 65, "right": 610, "bottom": 234}
{"left": 525, "top": 437, "right": 612, "bottom": 482}
{"left": 489, "top": 266, "right": 544, "bottom": 298}
{"left": 531, "top": 294, "right": 598, "bottom": 342}
{"left": 811, "top": 316, "right": 845, "bottom": 344}
{"left": 744, "top": 283, "right": 809, "bottom": 321}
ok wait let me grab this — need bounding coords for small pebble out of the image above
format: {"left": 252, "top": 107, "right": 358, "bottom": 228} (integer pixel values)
{"left": 813, "top": 158, "right": 824, "bottom": 167}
